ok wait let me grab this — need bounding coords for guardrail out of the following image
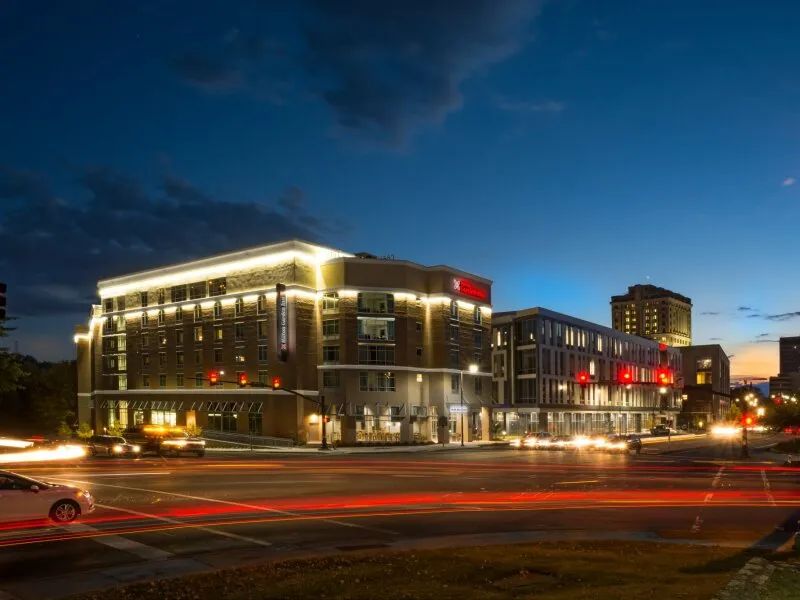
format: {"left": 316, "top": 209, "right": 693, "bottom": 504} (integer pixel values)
{"left": 201, "top": 430, "right": 294, "bottom": 449}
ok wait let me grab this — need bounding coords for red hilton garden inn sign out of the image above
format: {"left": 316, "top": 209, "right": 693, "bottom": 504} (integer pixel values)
{"left": 451, "top": 277, "right": 488, "bottom": 301}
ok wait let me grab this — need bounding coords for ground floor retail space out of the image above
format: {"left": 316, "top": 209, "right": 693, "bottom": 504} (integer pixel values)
{"left": 491, "top": 408, "right": 678, "bottom": 437}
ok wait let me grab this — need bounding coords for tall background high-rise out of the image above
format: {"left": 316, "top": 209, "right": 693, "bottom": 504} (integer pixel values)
{"left": 611, "top": 284, "right": 692, "bottom": 347}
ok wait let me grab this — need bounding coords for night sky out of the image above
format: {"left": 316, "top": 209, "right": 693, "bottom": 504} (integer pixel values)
{"left": 2, "top": 0, "right": 799, "bottom": 379}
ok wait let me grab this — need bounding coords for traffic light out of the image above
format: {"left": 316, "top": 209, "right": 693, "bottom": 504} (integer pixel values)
{"left": 272, "top": 377, "right": 281, "bottom": 390}
{"left": 618, "top": 370, "right": 633, "bottom": 385}
{"left": 577, "top": 372, "right": 589, "bottom": 386}
{"left": 743, "top": 415, "right": 754, "bottom": 427}
{"left": 238, "top": 373, "right": 248, "bottom": 388}
{"left": 209, "top": 371, "right": 219, "bottom": 386}
{"left": 775, "top": 396, "right": 783, "bottom": 404}
{"left": 657, "top": 368, "right": 672, "bottom": 386}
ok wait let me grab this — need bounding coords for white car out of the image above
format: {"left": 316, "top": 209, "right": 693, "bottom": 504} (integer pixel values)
{"left": 0, "top": 470, "right": 94, "bottom": 524}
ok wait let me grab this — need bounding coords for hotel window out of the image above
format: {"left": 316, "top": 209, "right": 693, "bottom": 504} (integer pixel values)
{"left": 359, "top": 371, "right": 395, "bottom": 392}
{"left": 194, "top": 305, "right": 202, "bottom": 321}
{"left": 142, "top": 354, "right": 151, "bottom": 367}
{"left": 474, "top": 307, "right": 482, "bottom": 325}
{"left": 322, "top": 292, "right": 339, "bottom": 312}
{"left": 194, "top": 349, "right": 202, "bottom": 364}
{"left": 151, "top": 410, "right": 176, "bottom": 426}
{"left": 358, "top": 345, "right": 395, "bottom": 365}
{"left": 473, "top": 351, "right": 481, "bottom": 367}
{"left": 141, "top": 312, "right": 149, "bottom": 327}
{"left": 450, "top": 349, "right": 459, "bottom": 369}
{"left": 258, "top": 370, "right": 269, "bottom": 385}
{"left": 140, "top": 291, "right": 149, "bottom": 308}
{"left": 323, "top": 345, "right": 340, "bottom": 364}
{"left": 195, "top": 372, "right": 204, "bottom": 388}
{"left": 416, "top": 347, "right": 423, "bottom": 357}
{"left": 159, "top": 332, "right": 167, "bottom": 346}
{"left": 473, "top": 331, "right": 482, "bottom": 348}
{"left": 159, "top": 352, "right": 166, "bottom": 368}
{"left": 116, "top": 296, "right": 126, "bottom": 311}
{"left": 450, "top": 301, "right": 458, "bottom": 319}
{"left": 157, "top": 289, "right": 165, "bottom": 305}
{"left": 103, "top": 298, "right": 113, "bottom": 313}
{"left": 175, "top": 329, "right": 184, "bottom": 346}
{"left": 451, "top": 374, "right": 459, "bottom": 393}
{"left": 235, "top": 297, "right": 244, "bottom": 316}
{"left": 474, "top": 377, "right": 483, "bottom": 396}
{"left": 176, "top": 351, "right": 184, "bottom": 367}
{"left": 141, "top": 334, "right": 150, "bottom": 347}
{"left": 234, "top": 352, "right": 246, "bottom": 364}
{"left": 118, "top": 355, "right": 127, "bottom": 371}
{"left": 189, "top": 281, "right": 206, "bottom": 300}
{"left": 322, "top": 319, "right": 340, "bottom": 340}
{"left": 208, "top": 277, "right": 227, "bottom": 297}
{"left": 322, "top": 371, "right": 340, "bottom": 389}
{"left": 448, "top": 324, "right": 459, "bottom": 343}
{"left": 214, "top": 348, "right": 223, "bottom": 363}
{"left": 176, "top": 373, "right": 184, "bottom": 388}
{"left": 213, "top": 301, "right": 222, "bottom": 319}
{"left": 358, "top": 318, "right": 395, "bottom": 341}
{"left": 118, "top": 375, "right": 127, "bottom": 391}
{"left": 193, "top": 325, "right": 203, "bottom": 342}
{"left": 258, "top": 345, "right": 268, "bottom": 362}
{"left": 257, "top": 320, "right": 268, "bottom": 339}
{"left": 175, "top": 306, "right": 183, "bottom": 321}
{"left": 214, "top": 325, "right": 223, "bottom": 342}
{"left": 235, "top": 322, "right": 245, "bottom": 341}
{"left": 171, "top": 285, "right": 187, "bottom": 303}
{"left": 257, "top": 295, "right": 267, "bottom": 314}
{"left": 158, "top": 309, "right": 165, "bottom": 325}
{"left": 357, "top": 292, "right": 394, "bottom": 314}
{"left": 142, "top": 374, "right": 150, "bottom": 388}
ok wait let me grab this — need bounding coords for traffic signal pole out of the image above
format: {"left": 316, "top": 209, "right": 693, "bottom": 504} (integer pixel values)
{"left": 741, "top": 423, "right": 749, "bottom": 458}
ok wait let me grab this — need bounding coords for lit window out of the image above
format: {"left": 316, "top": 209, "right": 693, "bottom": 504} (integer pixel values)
{"left": 194, "top": 325, "right": 203, "bottom": 342}
{"left": 258, "top": 345, "right": 268, "bottom": 362}
{"left": 257, "top": 295, "right": 267, "bottom": 314}
{"left": 213, "top": 302, "right": 222, "bottom": 319}
{"left": 235, "top": 297, "right": 244, "bottom": 316}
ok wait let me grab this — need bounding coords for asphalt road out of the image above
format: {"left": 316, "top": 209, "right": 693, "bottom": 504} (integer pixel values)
{"left": 0, "top": 433, "right": 798, "bottom": 599}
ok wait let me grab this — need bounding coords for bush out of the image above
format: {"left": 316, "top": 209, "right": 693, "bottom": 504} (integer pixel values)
{"left": 186, "top": 424, "right": 203, "bottom": 437}
{"left": 76, "top": 422, "right": 93, "bottom": 440}
{"left": 56, "top": 421, "right": 73, "bottom": 438}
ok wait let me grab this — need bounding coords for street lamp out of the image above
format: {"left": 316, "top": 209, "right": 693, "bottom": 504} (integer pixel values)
{"left": 757, "top": 407, "right": 765, "bottom": 417}
{"left": 460, "top": 363, "right": 479, "bottom": 447}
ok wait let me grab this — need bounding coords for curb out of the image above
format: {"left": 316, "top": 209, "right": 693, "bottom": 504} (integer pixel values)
{"left": 712, "top": 557, "right": 776, "bottom": 600}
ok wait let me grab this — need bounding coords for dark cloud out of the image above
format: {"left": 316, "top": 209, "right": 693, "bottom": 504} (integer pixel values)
{"left": 746, "top": 313, "right": 761, "bottom": 318}
{"left": 763, "top": 312, "right": 800, "bottom": 322}
{"left": 0, "top": 165, "right": 345, "bottom": 317}
{"left": 756, "top": 333, "right": 771, "bottom": 338}
{"left": 304, "top": 0, "right": 542, "bottom": 145}
{"left": 755, "top": 339, "right": 779, "bottom": 343}
{"left": 170, "top": 53, "right": 242, "bottom": 90}
{"left": 700, "top": 311, "right": 720, "bottom": 315}
{"left": 737, "top": 306, "right": 755, "bottom": 312}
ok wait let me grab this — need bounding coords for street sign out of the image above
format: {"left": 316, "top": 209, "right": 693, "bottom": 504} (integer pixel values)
{"left": 448, "top": 404, "right": 468, "bottom": 414}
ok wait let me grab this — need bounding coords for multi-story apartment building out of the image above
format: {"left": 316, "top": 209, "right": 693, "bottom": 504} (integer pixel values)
{"left": 678, "top": 344, "right": 730, "bottom": 426}
{"left": 491, "top": 307, "right": 683, "bottom": 437}
{"left": 779, "top": 336, "right": 800, "bottom": 375}
{"left": 74, "top": 240, "right": 493, "bottom": 445}
{"left": 611, "top": 284, "right": 692, "bottom": 347}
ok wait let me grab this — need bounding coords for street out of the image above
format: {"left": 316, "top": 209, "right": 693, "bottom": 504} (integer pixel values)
{"left": 0, "top": 433, "right": 798, "bottom": 599}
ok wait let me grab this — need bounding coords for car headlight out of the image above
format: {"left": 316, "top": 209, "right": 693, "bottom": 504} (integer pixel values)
{"left": 112, "top": 445, "right": 124, "bottom": 453}
{"left": 511, "top": 439, "right": 521, "bottom": 447}
{"left": 132, "top": 445, "right": 141, "bottom": 453}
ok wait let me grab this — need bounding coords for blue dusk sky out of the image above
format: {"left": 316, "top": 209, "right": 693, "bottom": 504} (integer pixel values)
{"left": 1, "top": 0, "right": 799, "bottom": 378}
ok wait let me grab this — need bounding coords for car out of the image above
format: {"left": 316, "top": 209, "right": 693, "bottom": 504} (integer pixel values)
{"left": 0, "top": 470, "right": 94, "bottom": 524}
{"left": 532, "top": 432, "right": 553, "bottom": 449}
{"left": 86, "top": 435, "right": 141, "bottom": 458}
{"left": 604, "top": 434, "right": 642, "bottom": 454}
{"left": 123, "top": 425, "right": 206, "bottom": 458}
{"left": 551, "top": 436, "right": 575, "bottom": 450}
{"left": 650, "top": 424, "right": 671, "bottom": 436}
{"left": 511, "top": 433, "right": 537, "bottom": 450}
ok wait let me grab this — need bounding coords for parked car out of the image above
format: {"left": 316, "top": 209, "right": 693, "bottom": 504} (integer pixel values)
{"left": 0, "top": 470, "right": 94, "bottom": 524}
{"left": 86, "top": 435, "right": 141, "bottom": 457}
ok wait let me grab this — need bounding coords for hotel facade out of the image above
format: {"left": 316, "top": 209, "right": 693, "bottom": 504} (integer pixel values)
{"left": 74, "top": 240, "right": 493, "bottom": 445}
{"left": 491, "top": 308, "right": 683, "bottom": 436}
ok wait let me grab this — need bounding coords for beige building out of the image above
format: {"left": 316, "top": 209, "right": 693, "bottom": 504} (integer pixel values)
{"left": 678, "top": 344, "right": 731, "bottom": 426}
{"left": 491, "top": 307, "right": 683, "bottom": 436}
{"left": 611, "top": 284, "right": 692, "bottom": 347}
{"left": 74, "top": 240, "right": 493, "bottom": 445}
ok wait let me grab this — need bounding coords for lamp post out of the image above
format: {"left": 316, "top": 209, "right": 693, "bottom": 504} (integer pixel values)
{"left": 460, "top": 364, "right": 479, "bottom": 447}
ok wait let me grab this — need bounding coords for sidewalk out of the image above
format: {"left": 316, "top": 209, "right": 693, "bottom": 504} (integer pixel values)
{"left": 205, "top": 440, "right": 510, "bottom": 454}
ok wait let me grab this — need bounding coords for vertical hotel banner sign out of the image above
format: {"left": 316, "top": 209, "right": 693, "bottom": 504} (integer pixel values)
{"left": 276, "top": 283, "right": 289, "bottom": 362}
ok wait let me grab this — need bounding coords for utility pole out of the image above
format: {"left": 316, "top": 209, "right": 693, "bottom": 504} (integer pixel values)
{"left": 320, "top": 394, "right": 329, "bottom": 451}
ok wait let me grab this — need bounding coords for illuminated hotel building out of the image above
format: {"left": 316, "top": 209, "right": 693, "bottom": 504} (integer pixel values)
{"left": 611, "top": 284, "right": 692, "bottom": 347}
{"left": 74, "top": 240, "right": 493, "bottom": 445}
{"left": 491, "top": 307, "right": 683, "bottom": 436}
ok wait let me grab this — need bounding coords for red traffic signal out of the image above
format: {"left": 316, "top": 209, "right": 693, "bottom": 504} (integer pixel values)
{"left": 272, "top": 377, "right": 281, "bottom": 390}
{"left": 618, "top": 370, "right": 633, "bottom": 384}
{"left": 209, "top": 371, "right": 219, "bottom": 386}
{"left": 775, "top": 396, "right": 783, "bottom": 404}
{"left": 743, "top": 415, "right": 754, "bottom": 427}
{"left": 656, "top": 368, "right": 672, "bottom": 386}
{"left": 577, "top": 372, "right": 590, "bottom": 385}
{"left": 238, "top": 373, "right": 248, "bottom": 387}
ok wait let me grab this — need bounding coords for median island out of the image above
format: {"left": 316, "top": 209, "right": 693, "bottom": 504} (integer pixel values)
{"left": 71, "top": 541, "right": 758, "bottom": 600}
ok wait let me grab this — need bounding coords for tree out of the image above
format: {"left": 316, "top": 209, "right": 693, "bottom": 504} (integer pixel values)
{"left": 0, "top": 319, "right": 26, "bottom": 394}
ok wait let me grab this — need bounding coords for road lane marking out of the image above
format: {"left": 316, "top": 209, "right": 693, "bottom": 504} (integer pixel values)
{"left": 57, "top": 478, "right": 398, "bottom": 536}
{"left": 760, "top": 469, "right": 776, "bottom": 507}
{"left": 67, "top": 523, "right": 173, "bottom": 560}
{"left": 692, "top": 465, "right": 724, "bottom": 533}
{"left": 553, "top": 480, "right": 600, "bottom": 485}
{"left": 97, "top": 503, "right": 272, "bottom": 547}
